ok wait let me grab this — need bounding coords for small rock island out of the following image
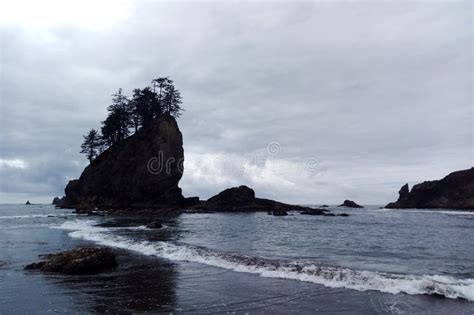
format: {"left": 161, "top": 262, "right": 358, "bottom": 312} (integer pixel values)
{"left": 338, "top": 200, "right": 363, "bottom": 208}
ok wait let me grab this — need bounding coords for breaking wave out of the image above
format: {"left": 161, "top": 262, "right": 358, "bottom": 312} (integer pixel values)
{"left": 0, "top": 213, "right": 78, "bottom": 220}
{"left": 55, "top": 219, "right": 474, "bottom": 301}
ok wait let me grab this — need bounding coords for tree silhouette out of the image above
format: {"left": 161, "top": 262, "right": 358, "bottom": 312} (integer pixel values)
{"left": 80, "top": 129, "right": 102, "bottom": 162}
{"left": 151, "top": 77, "right": 172, "bottom": 114}
{"left": 81, "top": 76, "right": 184, "bottom": 160}
{"left": 130, "top": 87, "right": 158, "bottom": 129}
{"left": 163, "top": 84, "right": 183, "bottom": 118}
{"left": 101, "top": 88, "right": 132, "bottom": 147}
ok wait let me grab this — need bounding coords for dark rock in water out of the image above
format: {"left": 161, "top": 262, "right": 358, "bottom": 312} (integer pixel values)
{"left": 146, "top": 221, "right": 163, "bottom": 229}
{"left": 300, "top": 209, "right": 326, "bottom": 216}
{"left": 323, "top": 213, "right": 336, "bottom": 217}
{"left": 25, "top": 247, "right": 117, "bottom": 275}
{"left": 25, "top": 200, "right": 31, "bottom": 205}
{"left": 61, "top": 114, "right": 184, "bottom": 210}
{"left": 338, "top": 200, "right": 363, "bottom": 208}
{"left": 320, "top": 205, "right": 329, "bottom": 208}
{"left": 271, "top": 208, "right": 288, "bottom": 216}
{"left": 206, "top": 186, "right": 255, "bottom": 209}
{"left": 385, "top": 168, "right": 474, "bottom": 210}
{"left": 52, "top": 196, "right": 65, "bottom": 206}
{"left": 200, "top": 185, "right": 314, "bottom": 212}
{"left": 337, "top": 213, "right": 350, "bottom": 217}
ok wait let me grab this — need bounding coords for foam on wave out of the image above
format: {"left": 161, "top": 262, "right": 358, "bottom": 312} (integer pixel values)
{"left": 55, "top": 219, "right": 474, "bottom": 301}
{"left": 0, "top": 213, "right": 78, "bottom": 220}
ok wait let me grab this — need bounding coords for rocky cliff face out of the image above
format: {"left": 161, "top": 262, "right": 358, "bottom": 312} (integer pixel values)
{"left": 385, "top": 168, "right": 474, "bottom": 210}
{"left": 62, "top": 114, "right": 184, "bottom": 209}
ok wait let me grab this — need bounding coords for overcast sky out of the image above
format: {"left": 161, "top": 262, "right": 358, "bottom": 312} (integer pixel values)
{"left": 0, "top": 0, "right": 472, "bottom": 204}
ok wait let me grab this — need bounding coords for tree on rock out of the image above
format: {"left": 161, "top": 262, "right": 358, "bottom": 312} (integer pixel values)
{"left": 81, "top": 76, "right": 185, "bottom": 156}
{"left": 101, "top": 88, "right": 132, "bottom": 147}
{"left": 80, "top": 129, "right": 102, "bottom": 162}
{"left": 129, "top": 87, "right": 158, "bottom": 129}
{"left": 163, "top": 82, "right": 183, "bottom": 118}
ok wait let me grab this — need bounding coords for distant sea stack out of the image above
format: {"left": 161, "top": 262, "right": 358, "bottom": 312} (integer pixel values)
{"left": 338, "top": 200, "right": 363, "bottom": 208}
{"left": 62, "top": 114, "right": 185, "bottom": 209}
{"left": 385, "top": 167, "right": 474, "bottom": 210}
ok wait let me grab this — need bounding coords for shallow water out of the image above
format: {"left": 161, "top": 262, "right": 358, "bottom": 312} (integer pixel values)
{"left": 1, "top": 204, "right": 473, "bottom": 313}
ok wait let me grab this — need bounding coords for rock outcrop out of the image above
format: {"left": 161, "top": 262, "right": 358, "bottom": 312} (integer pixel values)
{"left": 52, "top": 196, "right": 65, "bottom": 206}
{"left": 197, "top": 185, "right": 313, "bottom": 212}
{"left": 385, "top": 168, "right": 474, "bottom": 210}
{"left": 25, "top": 200, "right": 31, "bottom": 205}
{"left": 25, "top": 248, "right": 117, "bottom": 275}
{"left": 269, "top": 208, "right": 289, "bottom": 216}
{"left": 338, "top": 200, "right": 363, "bottom": 208}
{"left": 62, "top": 114, "right": 184, "bottom": 209}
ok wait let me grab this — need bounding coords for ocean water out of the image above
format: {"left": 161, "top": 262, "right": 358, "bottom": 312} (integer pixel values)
{"left": 1, "top": 204, "right": 473, "bottom": 313}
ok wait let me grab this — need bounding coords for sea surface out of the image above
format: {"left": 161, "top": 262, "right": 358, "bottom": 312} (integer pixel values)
{"left": 0, "top": 204, "right": 473, "bottom": 314}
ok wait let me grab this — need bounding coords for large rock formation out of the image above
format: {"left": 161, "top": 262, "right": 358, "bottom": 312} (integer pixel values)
{"left": 385, "top": 168, "right": 474, "bottom": 210}
{"left": 62, "top": 114, "right": 184, "bottom": 209}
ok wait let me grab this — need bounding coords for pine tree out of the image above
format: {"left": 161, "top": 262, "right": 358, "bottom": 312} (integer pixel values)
{"left": 101, "top": 88, "right": 132, "bottom": 147}
{"left": 163, "top": 84, "right": 184, "bottom": 118}
{"left": 80, "top": 129, "right": 102, "bottom": 162}
{"left": 130, "top": 87, "right": 157, "bottom": 129}
{"left": 151, "top": 77, "right": 172, "bottom": 117}
{"left": 129, "top": 88, "right": 142, "bottom": 132}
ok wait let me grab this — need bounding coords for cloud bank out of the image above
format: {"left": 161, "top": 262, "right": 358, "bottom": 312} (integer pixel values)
{"left": 0, "top": 1, "right": 472, "bottom": 204}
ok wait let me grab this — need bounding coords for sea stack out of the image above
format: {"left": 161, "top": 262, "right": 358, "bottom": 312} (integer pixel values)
{"left": 385, "top": 167, "right": 474, "bottom": 210}
{"left": 61, "top": 114, "right": 184, "bottom": 209}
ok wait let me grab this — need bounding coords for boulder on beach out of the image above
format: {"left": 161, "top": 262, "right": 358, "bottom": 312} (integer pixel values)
{"left": 338, "top": 200, "right": 363, "bottom": 208}
{"left": 25, "top": 247, "right": 117, "bottom": 275}
{"left": 385, "top": 168, "right": 474, "bottom": 210}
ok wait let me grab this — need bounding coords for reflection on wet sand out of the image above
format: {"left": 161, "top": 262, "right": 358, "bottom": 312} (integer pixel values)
{"left": 53, "top": 250, "right": 178, "bottom": 313}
